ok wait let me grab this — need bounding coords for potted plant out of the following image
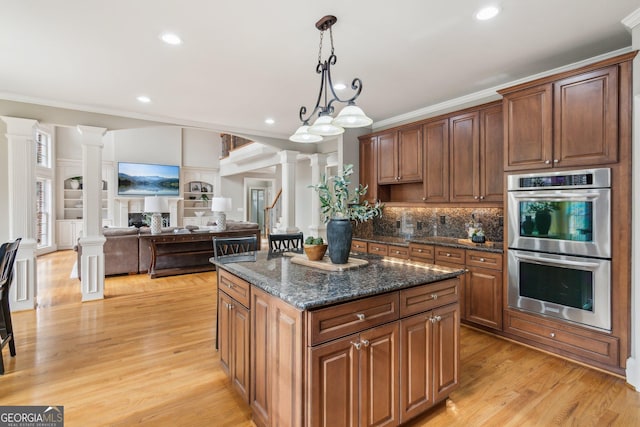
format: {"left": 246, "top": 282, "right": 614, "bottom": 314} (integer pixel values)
{"left": 527, "top": 201, "right": 559, "bottom": 235}
{"left": 310, "top": 164, "right": 383, "bottom": 264}
{"left": 304, "top": 236, "right": 328, "bottom": 261}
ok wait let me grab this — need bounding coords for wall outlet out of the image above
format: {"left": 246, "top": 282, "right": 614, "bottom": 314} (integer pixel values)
{"left": 417, "top": 221, "right": 423, "bottom": 230}
{"left": 440, "top": 215, "right": 446, "bottom": 225}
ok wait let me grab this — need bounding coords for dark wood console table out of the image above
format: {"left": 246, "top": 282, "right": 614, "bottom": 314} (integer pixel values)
{"left": 140, "top": 229, "right": 261, "bottom": 278}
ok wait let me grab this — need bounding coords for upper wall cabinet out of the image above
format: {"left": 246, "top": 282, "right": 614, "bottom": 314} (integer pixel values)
{"left": 377, "top": 126, "right": 423, "bottom": 184}
{"left": 359, "top": 136, "right": 379, "bottom": 203}
{"left": 421, "top": 118, "right": 449, "bottom": 203}
{"left": 501, "top": 62, "right": 621, "bottom": 171}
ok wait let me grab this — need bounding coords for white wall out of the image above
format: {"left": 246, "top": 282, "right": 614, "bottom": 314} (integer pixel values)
{"left": 111, "top": 126, "right": 182, "bottom": 165}
{"left": 295, "top": 159, "right": 313, "bottom": 237}
{"left": 182, "top": 128, "right": 221, "bottom": 169}
{"left": 0, "top": 120, "right": 8, "bottom": 242}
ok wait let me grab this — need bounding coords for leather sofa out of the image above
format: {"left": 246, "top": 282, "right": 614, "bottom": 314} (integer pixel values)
{"left": 75, "top": 221, "right": 260, "bottom": 279}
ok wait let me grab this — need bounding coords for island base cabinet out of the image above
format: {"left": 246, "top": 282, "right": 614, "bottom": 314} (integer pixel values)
{"left": 308, "top": 322, "right": 400, "bottom": 427}
{"left": 218, "top": 290, "right": 250, "bottom": 403}
{"left": 251, "top": 287, "right": 304, "bottom": 427}
{"left": 400, "top": 303, "right": 460, "bottom": 424}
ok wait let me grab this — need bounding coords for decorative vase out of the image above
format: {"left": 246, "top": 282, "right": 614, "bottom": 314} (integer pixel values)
{"left": 70, "top": 179, "right": 80, "bottom": 190}
{"left": 326, "top": 218, "right": 352, "bottom": 264}
{"left": 522, "top": 215, "right": 534, "bottom": 235}
{"left": 535, "top": 212, "right": 552, "bottom": 235}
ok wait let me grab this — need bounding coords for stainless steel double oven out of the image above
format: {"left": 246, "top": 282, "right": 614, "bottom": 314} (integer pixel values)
{"left": 507, "top": 168, "right": 611, "bottom": 331}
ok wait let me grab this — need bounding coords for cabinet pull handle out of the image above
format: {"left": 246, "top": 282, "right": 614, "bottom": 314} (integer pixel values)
{"left": 431, "top": 293, "right": 438, "bottom": 300}
{"left": 553, "top": 159, "right": 559, "bottom": 164}
{"left": 465, "top": 268, "right": 469, "bottom": 273}
{"left": 228, "top": 303, "right": 234, "bottom": 310}
{"left": 545, "top": 160, "right": 551, "bottom": 164}
{"left": 361, "top": 339, "right": 370, "bottom": 347}
{"left": 550, "top": 332, "right": 556, "bottom": 338}
{"left": 446, "top": 253, "right": 451, "bottom": 257}
{"left": 356, "top": 313, "right": 366, "bottom": 321}
{"left": 351, "top": 341, "right": 362, "bottom": 350}
{"left": 227, "top": 282, "right": 234, "bottom": 289}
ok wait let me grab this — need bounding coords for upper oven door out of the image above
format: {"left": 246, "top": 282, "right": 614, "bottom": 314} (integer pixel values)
{"left": 507, "top": 188, "right": 611, "bottom": 258}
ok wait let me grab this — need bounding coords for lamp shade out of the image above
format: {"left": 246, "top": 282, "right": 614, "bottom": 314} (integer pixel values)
{"left": 289, "top": 124, "right": 324, "bottom": 143}
{"left": 144, "top": 196, "right": 164, "bottom": 213}
{"left": 211, "top": 197, "right": 231, "bottom": 212}
{"left": 308, "top": 115, "right": 345, "bottom": 136}
{"left": 332, "top": 105, "right": 373, "bottom": 128}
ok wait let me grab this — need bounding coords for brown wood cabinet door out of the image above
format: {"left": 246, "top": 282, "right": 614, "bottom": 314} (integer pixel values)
{"left": 308, "top": 334, "right": 359, "bottom": 427}
{"left": 377, "top": 132, "right": 398, "bottom": 184}
{"left": 503, "top": 83, "right": 553, "bottom": 170}
{"left": 432, "top": 303, "right": 460, "bottom": 403}
{"left": 449, "top": 111, "right": 480, "bottom": 202}
{"left": 359, "top": 136, "right": 378, "bottom": 203}
{"left": 397, "top": 126, "right": 423, "bottom": 183}
{"left": 270, "top": 297, "right": 304, "bottom": 427}
{"left": 231, "top": 301, "right": 251, "bottom": 403}
{"left": 479, "top": 104, "right": 504, "bottom": 202}
{"left": 553, "top": 66, "right": 618, "bottom": 167}
{"left": 399, "top": 312, "right": 433, "bottom": 423}
{"left": 436, "top": 261, "right": 467, "bottom": 322}
{"left": 251, "top": 288, "right": 271, "bottom": 426}
{"left": 466, "top": 266, "right": 502, "bottom": 330}
{"left": 422, "top": 119, "right": 449, "bottom": 202}
{"left": 360, "top": 322, "right": 400, "bottom": 427}
{"left": 218, "top": 291, "right": 233, "bottom": 374}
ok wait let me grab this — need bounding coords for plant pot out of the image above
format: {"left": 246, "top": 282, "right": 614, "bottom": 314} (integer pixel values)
{"left": 535, "top": 212, "right": 552, "bottom": 235}
{"left": 304, "top": 244, "right": 328, "bottom": 261}
{"left": 326, "top": 218, "right": 352, "bottom": 264}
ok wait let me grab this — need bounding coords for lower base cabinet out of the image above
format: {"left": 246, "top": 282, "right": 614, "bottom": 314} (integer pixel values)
{"left": 218, "top": 290, "right": 251, "bottom": 403}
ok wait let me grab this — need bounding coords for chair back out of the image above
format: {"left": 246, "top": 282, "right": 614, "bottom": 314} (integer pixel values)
{"left": 268, "top": 232, "right": 303, "bottom": 253}
{"left": 213, "top": 236, "right": 258, "bottom": 264}
{"left": 0, "top": 238, "right": 21, "bottom": 295}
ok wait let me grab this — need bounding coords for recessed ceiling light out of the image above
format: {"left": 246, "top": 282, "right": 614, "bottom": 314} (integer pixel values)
{"left": 137, "top": 95, "right": 151, "bottom": 103}
{"left": 160, "top": 32, "right": 182, "bottom": 45}
{"left": 475, "top": 6, "right": 501, "bottom": 20}
{"left": 265, "top": 118, "right": 275, "bottom": 125}
{"left": 334, "top": 83, "right": 347, "bottom": 90}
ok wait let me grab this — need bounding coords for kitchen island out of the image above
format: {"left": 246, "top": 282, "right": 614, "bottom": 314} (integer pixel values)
{"left": 213, "top": 252, "right": 465, "bottom": 427}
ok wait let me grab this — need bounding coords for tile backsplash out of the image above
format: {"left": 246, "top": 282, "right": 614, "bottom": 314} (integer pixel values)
{"left": 353, "top": 206, "right": 504, "bottom": 242}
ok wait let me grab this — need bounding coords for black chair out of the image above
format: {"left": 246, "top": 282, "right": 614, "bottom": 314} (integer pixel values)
{"left": 212, "top": 236, "right": 258, "bottom": 350}
{"left": 0, "top": 238, "right": 21, "bottom": 375}
{"left": 268, "top": 232, "right": 304, "bottom": 253}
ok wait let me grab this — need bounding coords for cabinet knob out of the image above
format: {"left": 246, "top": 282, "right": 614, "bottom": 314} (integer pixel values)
{"left": 394, "top": 250, "right": 400, "bottom": 254}
{"left": 361, "top": 339, "right": 370, "bottom": 347}
{"left": 446, "top": 253, "right": 451, "bottom": 257}
{"left": 434, "top": 315, "right": 442, "bottom": 322}
{"left": 474, "top": 196, "right": 479, "bottom": 200}
{"left": 550, "top": 332, "right": 556, "bottom": 338}
{"left": 228, "top": 303, "right": 234, "bottom": 310}
{"left": 480, "top": 196, "right": 485, "bottom": 200}
{"left": 431, "top": 293, "right": 438, "bottom": 300}
{"left": 351, "top": 341, "right": 362, "bottom": 350}
{"left": 545, "top": 160, "right": 551, "bottom": 164}
{"left": 553, "top": 159, "right": 559, "bottom": 164}
{"left": 429, "top": 315, "right": 441, "bottom": 324}
{"left": 227, "top": 282, "right": 234, "bottom": 289}
{"left": 480, "top": 258, "right": 485, "bottom": 262}
{"left": 417, "top": 249, "right": 423, "bottom": 253}
{"left": 422, "top": 197, "right": 426, "bottom": 201}
{"left": 356, "top": 313, "right": 366, "bottom": 321}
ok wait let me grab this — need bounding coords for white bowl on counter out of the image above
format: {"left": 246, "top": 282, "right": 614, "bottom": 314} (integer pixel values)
{"left": 194, "top": 211, "right": 205, "bottom": 217}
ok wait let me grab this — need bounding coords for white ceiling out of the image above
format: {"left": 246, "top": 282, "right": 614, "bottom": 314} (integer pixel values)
{"left": 0, "top": 0, "right": 637, "bottom": 141}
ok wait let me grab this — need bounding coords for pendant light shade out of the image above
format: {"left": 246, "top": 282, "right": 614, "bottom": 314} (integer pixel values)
{"left": 308, "top": 115, "right": 345, "bottom": 136}
{"left": 289, "top": 124, "right": 324, "bottom": 143}
{"left": 332, "top": 104, "right": 373, "bottom": 128}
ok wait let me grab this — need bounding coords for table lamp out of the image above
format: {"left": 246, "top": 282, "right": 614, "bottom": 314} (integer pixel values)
{"left": 211, "top": 197, "right": 231, "bottom": 232}
{"left": 144, "top": 196, "right": 164, "bottom": 234}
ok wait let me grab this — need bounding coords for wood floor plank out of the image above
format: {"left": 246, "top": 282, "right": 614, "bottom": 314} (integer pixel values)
{"left": 1, "top": 250, "right": 638, "bottom": 426}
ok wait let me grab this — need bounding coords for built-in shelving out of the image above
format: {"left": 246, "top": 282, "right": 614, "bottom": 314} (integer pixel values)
{"left": 62, "top": 177, "right": 108, "bottom": 220}
{"left": 183, "top": 180, "right": 213, "bottom": 217}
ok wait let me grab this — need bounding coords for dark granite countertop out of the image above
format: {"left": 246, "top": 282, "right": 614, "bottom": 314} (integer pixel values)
{"left": 354, "top": 235, "right": 504, "bottom": 254}
{"left": 212, "top": 252, "right": 465, "bottom": 310}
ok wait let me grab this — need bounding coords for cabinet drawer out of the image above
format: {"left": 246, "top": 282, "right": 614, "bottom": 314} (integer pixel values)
{"left": 387, "top": 245, "right": 409, "bottom": 259}
{"left": 465, "top": 250, "right": 503, "bottom": 271}
{"left": 351, "top": 239, "right": 367, "bottom": 253}
{"left": 218, "top": 268, "right": 251, "bottom": 308}
{"left": 434, "top": 246, "right": 465, "bottom": 265}
{"left": 368, "top": 243, "right": 388, "bottom": 256}
{"left": 408, "top": 243, "right": 435, "bottom": 263}
{"left": 504, "top": 309, "right": 619, "bottom": 367}
{"left": 399, "top": 278, "right": 460, "bottom": 317}
{"left": 307, "top": 292, "right": 399, "bottom": 346}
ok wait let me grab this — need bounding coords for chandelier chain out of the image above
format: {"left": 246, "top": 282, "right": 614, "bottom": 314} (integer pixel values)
{"left": 329, "top": 27, "right": 335, "bottom": 55}
{"left": 318, "top": 31, "right": 324, "bottom": 64}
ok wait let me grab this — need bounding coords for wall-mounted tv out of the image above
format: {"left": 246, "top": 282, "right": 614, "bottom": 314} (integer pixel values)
{"left": 117, "top": 162, "right": 180, "bottom": 196}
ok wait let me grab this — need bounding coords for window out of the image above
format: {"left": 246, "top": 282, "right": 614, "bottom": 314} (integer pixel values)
{"left": 35, "top": 130, "right": 51, "bottom": 168}
{"left": 36, "top": 178, "right": 51, "bottom": 248}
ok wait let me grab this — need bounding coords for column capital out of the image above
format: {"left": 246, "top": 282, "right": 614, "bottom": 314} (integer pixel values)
{"left": 309, "top": 153, "right": 328, "bottom": 167}
{"left": 1, "top": 116, "right": 38, "bottom": 137}
{"left": 77, "top": 125, "right": 107, "bottom": 147}
{"left": 279, "top": 150, "right": 300, "bottom": 164}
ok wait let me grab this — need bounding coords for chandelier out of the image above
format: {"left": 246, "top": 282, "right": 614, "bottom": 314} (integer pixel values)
{"left": 289, "top": 15, "right": 372, "bottom": 143}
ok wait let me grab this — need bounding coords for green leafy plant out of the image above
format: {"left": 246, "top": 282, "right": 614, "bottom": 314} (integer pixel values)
{"left": 305, "top": 236, "right": 325, "bottom": 245}
{"left": 527, "top": 201, "right": 560, "bottom": 214}
{"left": 310, "top": 164, "right": 383, "bottom": 223}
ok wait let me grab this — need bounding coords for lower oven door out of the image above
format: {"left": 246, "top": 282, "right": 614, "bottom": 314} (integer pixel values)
{"left": 508, "top": 249, "right": 611, "bottom": 331}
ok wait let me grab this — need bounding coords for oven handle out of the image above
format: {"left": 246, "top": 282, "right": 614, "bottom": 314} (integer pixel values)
{"left": 514, "top": 253, "right": 601, "bottom": 269}
{"left": 511, "top": 192, "right": 600, "bottom": 200}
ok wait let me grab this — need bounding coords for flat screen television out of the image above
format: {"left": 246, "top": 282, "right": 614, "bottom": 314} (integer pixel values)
{"left": 117, "top": 162, "right": 180, "bottom": 196}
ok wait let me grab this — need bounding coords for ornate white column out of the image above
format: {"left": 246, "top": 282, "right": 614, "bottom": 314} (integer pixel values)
{"left": 622, "top": 8, "right": 640, "bottom": 391}
{"left": 1, "top": 116, "right": 38, "bottom": 311}
{"left": 309, "top": 153, "right": 328, "bottom": 239}
{"left": 77, "top": 125, "right": 107, "bottom": 301}
{"left": 277, "top": 150, "right": 299, "bottom": 233}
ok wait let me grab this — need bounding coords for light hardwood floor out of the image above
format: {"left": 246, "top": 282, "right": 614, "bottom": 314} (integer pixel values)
{"left": 1, "top": 250, "right": 638, "bottom": 426}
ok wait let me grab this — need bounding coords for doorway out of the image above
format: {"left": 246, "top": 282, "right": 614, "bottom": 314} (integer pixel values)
{"left": 250, "top": 188, "right": 266, "bottom": 232}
